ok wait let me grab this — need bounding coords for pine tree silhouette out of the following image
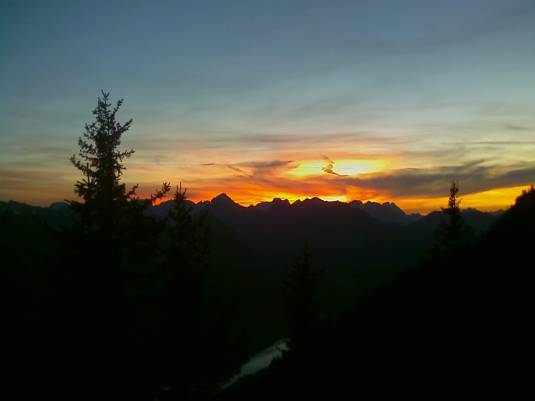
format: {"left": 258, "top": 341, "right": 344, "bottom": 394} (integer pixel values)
{"left": 68, "top": 92, "right": 136, "bottom": 291}
{"left": 433, "top": 181, "right": 474, "bottom": 257}
{"left": 63, "top": 92, "right": 170, "bottom": 400}
{"left": 154, "top": 185, "right": 243, "bottom": 399}
{"left": 157, "top": 184, "right": 209, "bottom": 398}
{"left": 282, "top": 244, "right": 322, "bottom": 353}
{"left": 165, "top": 184, "right": 209, "bottom": 274}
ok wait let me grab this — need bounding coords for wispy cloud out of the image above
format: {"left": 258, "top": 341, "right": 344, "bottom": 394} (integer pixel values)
{"left": 321, "top": 155, "right": 346, "bottom": 176}
{"left": 199, "top": 159, "right": 296, "bottom": 179}
{"left": 340, "top": 161, "right": 535, "bottom": 197}
{"left": 0, "top": 169, "right": 74, "bottom": 204}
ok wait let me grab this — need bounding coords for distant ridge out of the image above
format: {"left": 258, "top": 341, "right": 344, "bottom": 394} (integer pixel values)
{"left": 349, "top": 200, "right": 421, "bottom": 224}
{"left": 209, "top": 193, "right": 243, "bottom": 208}
{"left": 158, "top": 194, "right": 421, "bottom": 225}
{"left": 2, "top": 194, "right": 503, "bottom": 226}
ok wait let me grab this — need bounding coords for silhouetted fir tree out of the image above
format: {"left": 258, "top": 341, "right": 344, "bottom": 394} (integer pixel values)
{"left": 156, "top": 186, "right": 243, "bottom": 400}
{"left": 166, "top": 184, "right": 209, "bottom": 274}
{"left": 155, "top": 184, "right": 210, "bottom": 399}
{"left": 61, "top": 92, "right": 170, "bottom": 400}
{"left": 67, "top": 91, "right": 137, "bottom": 300}
{"left": 282, "top": 244, "right": 322, "bottom": 353}
{"left": 54, "top": 92, "right": 243, "bottom": 400}
{"left": 432, "top": 181, "right": 474, "bottom": 257}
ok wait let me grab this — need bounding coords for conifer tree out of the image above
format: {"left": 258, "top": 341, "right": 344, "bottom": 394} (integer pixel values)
{"left": 68, "top": 91, "right": 135, "bottom": 280}
{"left": 68, "top": 91, "right": 169, "bottom": 279}
{"left": 64, "top": 92, "right": 170, "bottom": 400}
{"left": 165, "top": 184, "right": 209, "bottom": 276}
{"left": 433, "top": 181, "right": 474, "bottom": 256}
{"left": 282, "top": 244, "right": 322, "bottom": 353}
{"left": 156, "top": 184, "right": 212, "bottom": 398}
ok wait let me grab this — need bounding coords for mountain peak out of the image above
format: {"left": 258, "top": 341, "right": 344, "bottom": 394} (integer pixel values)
{"left": 212, "top": 193, "right": 232, "bottom": 201}
{"left": 211, "top": 193, "right": 240, "bottom": 207}
{"left": 301, "top": 197, "right": 324, "bottom": 205}
{"left": 349, "top": 199, "right": 420, "bottom": 224}
{"left": 272, "top": 198, "right": 290, "bottom": 207}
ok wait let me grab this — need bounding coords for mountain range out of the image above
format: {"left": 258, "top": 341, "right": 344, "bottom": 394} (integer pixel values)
{"left": 150, "top": 193, "right": 423, "bottom": 225}
{"left": 0, "top": 194, "right": 501, "bottom": 352}
{"left": 217, "top": 188, "right": 535, "bottom": 399}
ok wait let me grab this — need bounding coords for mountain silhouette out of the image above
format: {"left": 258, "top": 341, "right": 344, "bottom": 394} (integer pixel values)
{"left": 1, "top": 195, "right": 501, "bottom": 355}
{"left": 349, "top": 199, "right": 421, "bottom": 224}
{"left": 210, "top": 193, "right": 241, "bottom": 208}
{"left": 218, "top": 187, "right": 535, "bottom": 399}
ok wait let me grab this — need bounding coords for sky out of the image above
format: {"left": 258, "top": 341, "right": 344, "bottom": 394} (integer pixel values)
{"left": 1, "top": 0, "right": 535, "bottom": 212}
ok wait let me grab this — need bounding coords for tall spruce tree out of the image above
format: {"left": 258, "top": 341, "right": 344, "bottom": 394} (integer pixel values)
{"left": 433, "top": 181, "right": 474, "bottom": 256}
{"left": 68, "top": 92, "right": 169, "bottom": 283}
{"left": 68, "top": 92, "right": 135, "bottom": 286}
{"left": 282, "top": 244, "right": 322, "bottom": 353}
{"left": 64, "top": 92, "right": 170, "bottom": 400}
{"left": 62, "top": 92, "right": 238, "bottom": 400}
{"left": 158, "top": 184, "right": 208, "bottom": 390}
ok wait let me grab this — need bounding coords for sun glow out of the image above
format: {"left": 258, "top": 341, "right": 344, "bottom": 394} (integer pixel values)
{"left": 182, "top": 185, "right": 529, "bottom": 214}
{"left": 287, "top": 158, "right": 389, "bottom": 177}
{"left": 152, "top": 196, "right": 173, "bottom": 206}
{"left": 393, "top": 185, "right": 530, "bottom": 214}
{"left": 233, "top": 192, "right": 350, "bottom": 206}
{"left": 317, "top": 194, "right": 350, "bottom": 202}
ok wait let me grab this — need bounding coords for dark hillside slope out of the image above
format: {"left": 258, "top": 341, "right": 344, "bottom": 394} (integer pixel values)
{"left": 0, "top": 197, "right": 501, "bottom": 355}
{"left": 220, "top": 187, "right": 535, "bottom": 399}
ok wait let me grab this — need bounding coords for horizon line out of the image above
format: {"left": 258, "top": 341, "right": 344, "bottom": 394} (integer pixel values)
{"left": 2, "top": 193, "right": 509, "bottom": 216}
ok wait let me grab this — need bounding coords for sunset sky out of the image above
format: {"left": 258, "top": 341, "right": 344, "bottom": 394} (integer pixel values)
{"left": 1, "top": 0, "right": 535, "bottom": 212}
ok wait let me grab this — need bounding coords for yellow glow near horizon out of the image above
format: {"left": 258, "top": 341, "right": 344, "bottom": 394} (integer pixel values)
{"left": 185, "top": 185, "right": 529, "bottom": 213}
{"left": 231, "top": 192, "right": 349, "bottom": 206}
{"left": 459, "top": 185, "right": 529, "bottom": 211}
{"left": 318, "top": 194, "right": 350, "bottom": 202}
{"left": 126, "top": 154, "right": 531, "bottom": 214}
{"left": 392, "top": 185, "right": 530, "bottom": 214}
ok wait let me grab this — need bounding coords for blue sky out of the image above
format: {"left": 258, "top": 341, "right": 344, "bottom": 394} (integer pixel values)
{"left": 1, "top": 0, "right": 535, "bottom": 210}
